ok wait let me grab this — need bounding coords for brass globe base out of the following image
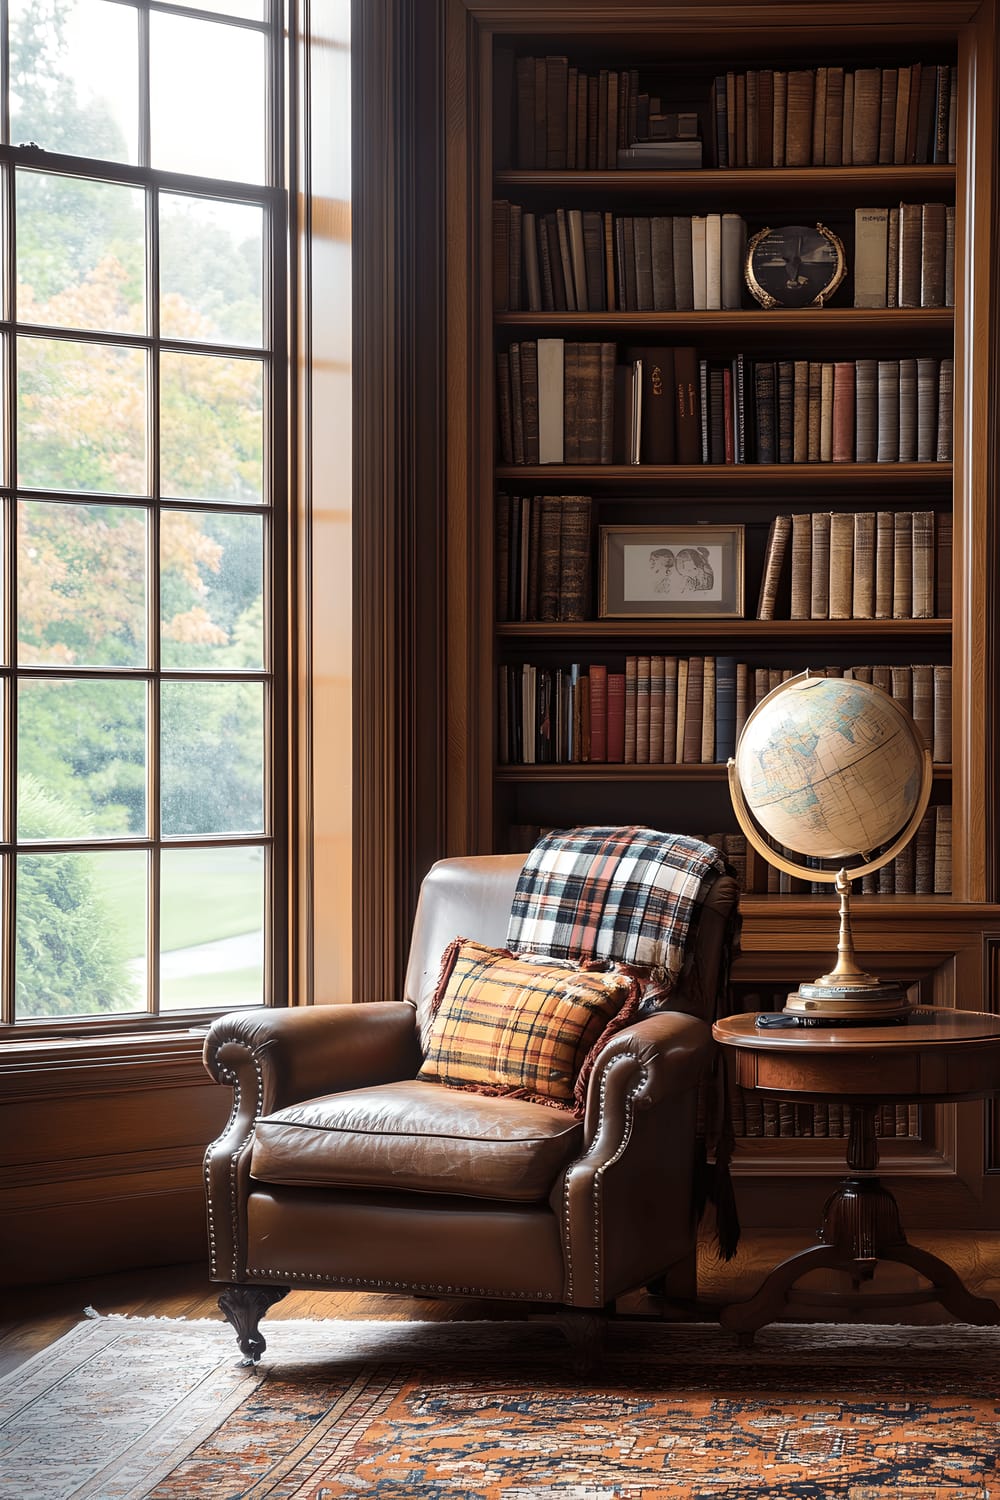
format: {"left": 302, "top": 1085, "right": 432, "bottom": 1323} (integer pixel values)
{"left": 784, "top": 981, "right": 914, "bottom": 1022}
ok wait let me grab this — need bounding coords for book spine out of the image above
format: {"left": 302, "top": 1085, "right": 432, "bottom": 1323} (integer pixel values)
{"left": 757, "top": 513, "right": 791, "bottom": 620}
{"left": 933, "top": 665, "right": 952, "bottom": 763}
{"left": 790, "top": 513, "right": 812, "bottom": 619}
{"left": 898, "top": 356, "right": 917, "bottom": 463}
{"left": 635, "top": 654, "right": 650, "bottom": 765}
{"left": 589, "top": 663, "right": 607, "bottom": 762}
{"left": 892, "top": 510, "right": 913, "bottom": 618}
{"left": 911, "top": 509, "right": 935, "bottom": 619}
{"left": 810, "top": 511, "right": 831, "bottom": 619}
{"left": 649, "top": 655, "right": 665, "bottom": 764}
{"left": 828, "top": 510, "right": 854, "bottom": 619}
{"left": 623, "top": 655, "right": 637, "bottom": 764}
{"left": 852, "top": 511, "right": 876, "bottom": 618}
{"left": 875, "top": 509, "right": 894, "bottom": 618}
{"left": 682, "top": 657, "right": 704, "bottom": 763}
{"left": 606, "top": 671, "right": 625, "bottom": 762}
{"left": 831, "top": 361, "right": 855, "bottom": 463}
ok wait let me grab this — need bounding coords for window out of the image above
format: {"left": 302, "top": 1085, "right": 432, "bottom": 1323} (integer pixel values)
{"left": 3, "top": 0, "right": 286, "bottom": 1027}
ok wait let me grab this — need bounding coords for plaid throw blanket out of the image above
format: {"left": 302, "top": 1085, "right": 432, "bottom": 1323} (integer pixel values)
{"left": 506, "top": 825, "right": 726, "bottom": 1007}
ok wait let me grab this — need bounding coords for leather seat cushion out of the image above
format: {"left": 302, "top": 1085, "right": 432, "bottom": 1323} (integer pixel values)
{"left": 250, "top": 1079, "right": 584, "bottom": 1202}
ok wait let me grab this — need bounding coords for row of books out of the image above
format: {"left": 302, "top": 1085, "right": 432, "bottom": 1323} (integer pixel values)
{"left": 496, "top": 493, "right": 592, "bottom": 623}
{"left": 497, "top": 659, "right": 952, "bottom": 767}
{"left": 757, "top": 510, "right": 950, "bottom": 622}
{"left": 710, "top": 62, "right": 957, "bottom": 169}
{"left": 493, "top": 201, "right": 955, "bottom": 316}
{"left": 496, "top": 340, "right": 954, "bottom": 466}
{"left": 493, "top": 204, "right": 750, "bottom": 314}
{"left": 769, "top": 803, "right": 952, "bottom": 898}
{"left": 731, "top": 1090, "right": 921, "bottom": 1140}
{"left": 854, "top": 204, "right": 955, "bottom": 310}
{"left": 507, "top": 57, "right": 703, "bottom": 172}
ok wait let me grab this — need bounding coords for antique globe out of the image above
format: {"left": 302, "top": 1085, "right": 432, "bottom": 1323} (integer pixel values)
{"left": 728, "top": 671, "right": 933, "bottom": 1022}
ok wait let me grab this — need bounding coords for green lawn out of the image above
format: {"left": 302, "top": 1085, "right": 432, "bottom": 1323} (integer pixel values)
{"left": 92, "top": 847, "right": 263, "bottom": 958}
{"left": 161, "top": 964, "right": 263, "bottom": 1010}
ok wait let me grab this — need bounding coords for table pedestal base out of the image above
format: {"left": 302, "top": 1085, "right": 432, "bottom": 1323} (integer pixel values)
{"left": 719, "top": 1104, "right": 1000, "bottom": 1344}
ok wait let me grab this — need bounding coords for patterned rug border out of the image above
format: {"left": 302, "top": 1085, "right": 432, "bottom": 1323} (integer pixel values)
{"left": 4, "top": 1316, "right": 1000, "bottom": 1500}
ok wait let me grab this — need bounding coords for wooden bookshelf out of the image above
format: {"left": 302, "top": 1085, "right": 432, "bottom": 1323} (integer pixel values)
{"left": 432, "top": 0, "right": 1000, "bottom": 1234}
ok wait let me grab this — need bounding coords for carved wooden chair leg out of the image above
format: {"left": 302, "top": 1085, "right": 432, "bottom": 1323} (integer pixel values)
{"left": 557, "top": 1309, "right": 608, "bottom": 1376}
{"left": 218, "top": 1284, "right": 289, "bottom": 1365}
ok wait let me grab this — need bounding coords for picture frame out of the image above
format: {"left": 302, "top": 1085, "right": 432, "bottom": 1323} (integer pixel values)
{"left": 745, "top": 222, "right": 847, "bottom": 309}
{"left": 599, "top": 524, "right": 745, "bottom": 619}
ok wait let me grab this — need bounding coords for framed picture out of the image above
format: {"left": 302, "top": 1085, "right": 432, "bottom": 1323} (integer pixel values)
{"left": 745, "top": 223, "right": 846, "bottom": 309}
{"left": 599, "top": 525, "right": 745, "bottom": 619}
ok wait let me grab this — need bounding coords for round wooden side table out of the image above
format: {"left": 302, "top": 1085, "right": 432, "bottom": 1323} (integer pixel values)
{"left": 713, "top": 1006, "right": 1000, "bottom": 1342}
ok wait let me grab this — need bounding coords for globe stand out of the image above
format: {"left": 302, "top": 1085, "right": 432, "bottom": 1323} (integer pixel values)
{"left": 783, "top": 869, "right": 912, "bottom": 1021}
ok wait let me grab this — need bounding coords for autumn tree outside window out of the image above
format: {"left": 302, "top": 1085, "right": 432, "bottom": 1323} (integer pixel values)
{"left": 3, "top": 0, "right": 286, "bottom": 1028}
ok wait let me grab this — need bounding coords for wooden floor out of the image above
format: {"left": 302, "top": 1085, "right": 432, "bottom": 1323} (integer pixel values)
{"left": 5, "top": 1229, "right": 1000, "bottom": 1379}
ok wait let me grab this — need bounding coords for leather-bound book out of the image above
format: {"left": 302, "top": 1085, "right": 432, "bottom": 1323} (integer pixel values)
{"left": 562, "top": 342, "right": 580, "bottom": 463}
{"left": 662, "top": 657, "right": 679, "bottom": 763}
{"left": 682, "top": 657, "right": 704, "bottom": 763}
{"left": 934, "top": 805, "right": 952, "bottom": 894}
{"left": 855, "top": 358, "right": 878, "bottom": 461}
{"left": 757, "top": 513, "right": 791, "bottom": 620}
{"left": 819, "top": 362, "right": 834, "bottom": 462}
{"left": 493, "top": 199, "right": 510, "bottom": 312}
{"left": 649, "top": 655, "right": 665, "bottom": 764}
{"left": 904, "top": 62, "right": 922, "bottom": 163}
{"left": 565, "top": 66, "right": 578, "bottom": 170}
{"left": 745, "top": 69, "right": 759, "bottom": 166}
{"left": 913, "top": 62, "right": 937, "bottom": 163}
{"left": 811, "top": 65, "right": 828, "bottom": 164}
{"left": 854, "top": 207, "right": 888, "bottom": 308}
{"left": 933, "top": 665, "right": 952, "bottom": 764}
{"left": 558, "top": 495, "right": 592, "bottom": 620}
{"left": 735, "top": 661, "right": 751, "bottom": 742}
{"left": 626, "top": 346, "right": 676, "bottom": 463}
{"left": 920, "top": 201, "right": 947, "bottom": 308}
{"left": 851, "top": 66, "right": 881, "bottom": 165}
{"left": 575, "top": 69, "right": 589, "bottom": 171}
{"left": 725, "top": 72, "right": 737, "bottom": 167}
{"left": 757, "top": 68, "right": 774, "bottom": 164}
{"left": 874, "top": 509, "right": 894, "bottom": 619}
{"left": 898, "top": 356, "right": 918, "bottom": 463}
{"left": 691, "top": 214, "right": 707, "bottom": 310}
{"left": 672, "top": 216, "right": 694, "bottom": 311}
{"left": 852, "top": 511, "right": 876, "bottom": 618}
{"left": 828, "top": 510, "right": 854, "bottom": 619}
{"left": 772, "top": 70, "right": 787, "bottom": 166}
{"left": 537, "top": 215, "right": 556, "bottom": 310}
{"left": 832, "top": 361, "right": 855, "bottom": 463}
{"left": 792, "top": 360, "right": 809, "bottom": 462}
{"left": 523, "top": 212, "right": 541, "bottom": 312}
{"left": 709, "top": 366, "right": 726, "bottom": 464}
{"left": 674, "top": 346, "right": 701, "bottom": 464}
{"left": 914, "top": 807, "right": 935, "bottom": 893}
{"left": 754, "top": 360, "right": 776, "bottom": 464}
{"left": 572, "top": 342, "right": 602, "bottom": 463}
{"left": 784, "top": 69, "right": 815, "bottom": 165}
{"left": 567, "top": 209, "right": 588, "bottom": 311}
{"left": 933, "top": 62, "right": 951, "bottom": 163}
{"left": 620, "top": 216, "right": 637, "bottom": 311}
{"left": 841, "top": 69, "right": 854, "bottom": 164}
{"left": 633, "top": 215, "right": 653, "bottom": 311}
{"left": 495, "top": 493, "right": 511, "bottom": 623}
{"left": 543, "top": 215, "right": 567, "bottom": 311}
{"left": 936, "top": 357, "right": 953, "bottom": 461}
{"left": 892, "top": 64, "right": 911, "bottom": 163}
{"left": 526, "top": 497, "right": 542, "bottom": 619}
{"left": 916, "top": 356, "right": 938, "bottom": 463}
{"left": 596, "top": 69, "right": 609, "bottom": 170}
{"left": 892, "top": 510, "right": 913, "bottom": 618}
{"left": 935, "top": 510, "right": 952, "bottom": 617}
{"left": 789, "top": 512, "right": 812, "bottom": 619}
{"left": 734, "top": 73, "right": 747, "bottom": 167}
{"left": 603, "top": 211, "right": 616, "bottom": 312}
{"left": 582, "top": 211, "right": 606, "bottom": 311}
{"left": 705, "top": 212, "right": 722, "bottom": 311}
{"left": 496, "top": 351, "right": 514, "bottom": 464}
{"left": 555, "top": 209, "right": 576, "bottom": 311}
{"left": 877, "top": 359, "right": 900, "bottom": 462}
{"left": 810, "top": 511, "right": 831, "bottom": 619}
{"left": 911, "top": 663, "right": 934, "bottom": 754}
{"left": 877, "top": 68, "right": 898, "bottom": 163}
{"left": 650, "top": 217, "right": 675, "bottom": 310}
{"left": 508, "top": 202, "right": 522, "bottom": 312}
{"left": 635, "top": 655, "right": 650, "bottom": 765}
{"left": 598, "top": 342, "right": 615, "bottom": 464}
{"left": 807, "top": 361, "right": 822, "bottom": 461}
{"left": 509, "top": 342, "right": 525, "bottom": 465}
{"left": 720, "top": 214, "right": 746, "bottom": 311}
{"left": 777, "top": 360, "right": 794, "bottom": 464}
{"left": 537, "top": 495, "right": 562, "bottom": 621}
{"left": 588, "top": 663, "right": 607, "bottom": 762}
{"left": 891, "top": 662, "right": 913, "bottom": 731}
{"left": 823, "top": 65, "right": 844, "bottom": 165}
{"left": 701, "top": 656, "right": 716, "bottom": 763}
{"left": 886, "top": 207, "right": 900, "bottom": 307}
{"left": 623, "top": 655, "right": 637, "bottom": 764}
{"left": 714, "top": 655, "right": 737, "bottom": 762}
{"left": 674, "top": 658, "right": 688, "bottom": 763}
{"left": 911, "top": 509, "right": 935, "bottom": 619}
{"left": 519, "top": 339, "right": 540, "bottom": 465}
{"left": 897, "top": 202, "right": 923, "bottom": 307}
{"left": 606, "top": 671, "right": 625, "bottom": 763}
{"left": 537, "top": 337, "right": 565, "bottom": 465}
{"left": 944, "top": 205, "right": 956, "bottom": 307}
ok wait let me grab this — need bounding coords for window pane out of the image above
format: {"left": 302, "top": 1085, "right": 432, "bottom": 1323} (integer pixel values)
{"left": 10, "top": 0, "right": 139, "bottom": 165}
{"left": 19, "top": 679, "right": 147, "bottom": 839}
{"left": 16, "top": 849, "right": 146, "bottom": 1019}
{"left": 160, "top": 846, "right": 264, "bottom": 1010}
{"left": 18, "top": 337, "right": 148, "bottom": 495}
{"left": 161, "top": 511, "right": 264, "bottom": 670}
{"left": 160, "top": 682, "right": 264, "bottom": 835}
{"left": 160, "top": 195, "right": 264, "bottom": 348}
{"left": 150, "top": 14, "right": 267, "bottom": 184}
{"left": 19, "top": 501, "right": 146, "bottom": 667}
{"left": 17, "top": 171, "right": 146, "bottom": 335}
{"left": 160, "top": 352, "right": 263, "bottom": 503}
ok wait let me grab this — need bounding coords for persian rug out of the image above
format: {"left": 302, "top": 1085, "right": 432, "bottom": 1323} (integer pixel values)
{"left": 2, "top": 1315, "right": 999, "bottom": 1499}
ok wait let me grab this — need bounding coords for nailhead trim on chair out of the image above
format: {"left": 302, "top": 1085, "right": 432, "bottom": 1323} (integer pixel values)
{"left": 562, "top": 1050, "right": 648, "bottom": 1304}
{"left": 245, "top": 1268, "right": 555, "bottom": 1299}
{"left": 204, "top": 1049, "right": 266, "bottom": 1281}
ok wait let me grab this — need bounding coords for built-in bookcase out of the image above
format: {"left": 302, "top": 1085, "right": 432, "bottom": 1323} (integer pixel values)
{"left": 439, "top": 0, "right": 1000, "bottom": 1231}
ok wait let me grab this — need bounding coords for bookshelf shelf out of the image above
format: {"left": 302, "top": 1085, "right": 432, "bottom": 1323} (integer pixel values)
{"left": 496, "top": 763, "right": 953, "bottom": 782}
{"left": 496, "top": 463, "right": 953, "bottom": 493}
{"left": 495, "top": 309, "right": 954, "bottom": 341}
{"left": 494, "top": 166, "right": 957, "bottom": 205}
{"left": 497, "top": 618, "right": 951, "bottom": 642}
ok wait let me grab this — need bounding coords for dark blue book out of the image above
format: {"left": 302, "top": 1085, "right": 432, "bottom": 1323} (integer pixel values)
{"left": 715, "top": 654, "right": 738, "bottom": 762}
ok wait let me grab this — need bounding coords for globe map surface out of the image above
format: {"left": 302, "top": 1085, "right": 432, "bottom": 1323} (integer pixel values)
{"left": 733, "top": 675, "right": 925, "bottom": 862}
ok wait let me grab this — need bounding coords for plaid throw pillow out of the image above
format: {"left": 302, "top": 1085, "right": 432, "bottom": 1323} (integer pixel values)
{"left": 418, "top": 937, "right": 641, "bottom": 1113}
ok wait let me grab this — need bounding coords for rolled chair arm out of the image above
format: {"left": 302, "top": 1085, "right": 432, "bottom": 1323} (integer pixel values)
{"left": 556, "top": 1011, "right": 715, "bottom": 1307}
{"left": 203, "top": 1002, "right": 422, "bottom": 1284}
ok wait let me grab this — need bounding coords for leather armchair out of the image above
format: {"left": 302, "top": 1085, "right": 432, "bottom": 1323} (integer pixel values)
{"left": 203, "top": 852, "right": 738, "bottom": 1363}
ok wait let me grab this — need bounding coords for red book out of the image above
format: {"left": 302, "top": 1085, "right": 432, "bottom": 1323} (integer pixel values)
{"left": 588, "top": 664, "right": 608, "bottom": 762}
{"left": 606, "top": 671, "right": 626, "bottom": 762}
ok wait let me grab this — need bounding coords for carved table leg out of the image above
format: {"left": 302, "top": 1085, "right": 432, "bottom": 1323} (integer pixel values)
{"left": 719, "top": 1102, "right": 1000, "bottom": 1338}
{"left": 218, "top": 1283, "right": 289, "bottom": 1364}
